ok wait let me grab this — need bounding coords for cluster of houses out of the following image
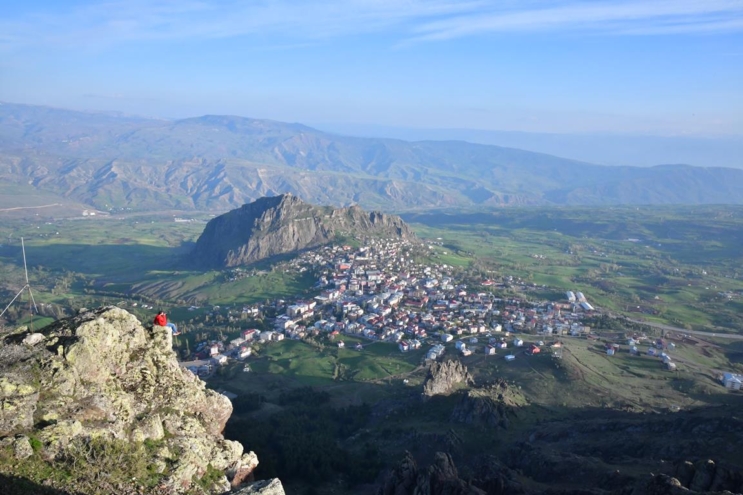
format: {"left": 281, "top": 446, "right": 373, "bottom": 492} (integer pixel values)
{"left": 601, "top": 336, "right": 678, "bottom": 370}
{"left": 183, "top": 238, "right": 601, "bottom": 369}
{"left": 279, "top": 241, "right": 597, "bottom": 345}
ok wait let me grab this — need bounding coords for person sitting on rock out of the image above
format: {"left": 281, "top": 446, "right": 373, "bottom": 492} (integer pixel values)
{"left": 154, "top": 310, "right": 180, "bottom": 336}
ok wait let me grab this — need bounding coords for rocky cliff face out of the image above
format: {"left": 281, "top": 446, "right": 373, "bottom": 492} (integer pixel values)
{"left": 450, "top": 380, "right": 526, "bottom": 429}
{"left": 378, "top": 452, "right": 743, "bottom": 495}
{"left": 0, "top": 307, "right": 283, "bottom": 494}
{"left": 422, "top": 360, "right": 474, "bottom": 397}
{"left": 191, "top": 194, "right": 415, "bottom": 268}
{"left": 377, "top": 451, "right": 487, "bottom": 495}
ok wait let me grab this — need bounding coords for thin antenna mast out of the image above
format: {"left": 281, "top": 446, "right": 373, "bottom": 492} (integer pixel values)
{"left": 0, "top": 237, "right": 38, "bottom": 321}
{"left": 21, "top": 237, "right": 39, "bottom": 315}
{"left": 22, "top": 237, "right": 29, "bottom": 285}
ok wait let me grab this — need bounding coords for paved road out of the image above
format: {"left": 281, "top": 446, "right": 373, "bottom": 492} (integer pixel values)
{"left": 622, "top": 317, "right": 743, "bottom": 341}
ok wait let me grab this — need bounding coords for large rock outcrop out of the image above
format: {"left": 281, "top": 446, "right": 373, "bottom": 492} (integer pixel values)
{"left": 191, "top": 193, "right": 415, "bottom": 267}
{"left": 377, "top": 451, "right": 486, "bottom": 495}
{"left": 422, "top": 360, "right": 474, "bottom": 397}
{"left": 0, "top": 306, "right": 283, "bottom": 494}
{"left": 450, "top": 380, "right": 526, "bottom": 429}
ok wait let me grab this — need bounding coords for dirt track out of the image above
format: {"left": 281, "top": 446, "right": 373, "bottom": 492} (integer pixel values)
{"left": 623, "top": 317, "right": 743, "bottom": 340}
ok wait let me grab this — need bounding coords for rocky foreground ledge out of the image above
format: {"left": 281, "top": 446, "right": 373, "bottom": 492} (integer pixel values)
{"left": 0, "top": 306, "right": 284, "bottom": 494}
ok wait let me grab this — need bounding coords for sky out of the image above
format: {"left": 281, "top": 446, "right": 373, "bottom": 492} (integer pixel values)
{"left": 1, "top": 0, "right": 742, "bottom": 136}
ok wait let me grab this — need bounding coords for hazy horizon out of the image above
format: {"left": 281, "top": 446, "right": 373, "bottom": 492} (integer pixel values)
{"left": 2, "top": 98, "right": 742, "bottom": 169}
{"left": 1, "top": 1, "right": 741, "bottom": 138}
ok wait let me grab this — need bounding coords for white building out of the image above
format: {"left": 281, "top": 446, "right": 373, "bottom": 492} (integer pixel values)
{"left": 427, "top": 344, "right": 446, "bottom": 360}
{"left": 211, "top": 354, "right": 228, "bottom": 366}
{"left": 722, "top": 373, "right": 742, "bottom": 390}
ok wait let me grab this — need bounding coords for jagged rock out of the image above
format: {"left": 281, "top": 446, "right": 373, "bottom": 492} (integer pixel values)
{"left": 709, "top": 463, "right": 743, "bottom": 492}
{"left": 450, "top": 380, "right": 525, "bottom": 429}
{"left": 231, "top": 478, "right": 286, "bottom": 495}
{"left": 228, "top": 451, "right": 260, "bottom": 487}
{"left": 689, "top": 459, "right": 716, "bottom": 492}
{"left": 423, "top": 360, "right": 474, "bottom": 397}
{"left": 667, "top": 459, "right": 743, "bottom": 494}
{"left": 0, "top": 374, "right": 39, "bottom": 434}
{"left": 470, "top": 455, "right": 524, "bottom": 494}
{"left": 13, "top": 435, "right": 33, "bottom": 460}
{"left": 674, "top": 461, "right": 696, "bottom": 487}
{"left": 378, "top": 451, "right": 486, "bottom": 495}
{"left": 378, "top": 451, "right": 419, "bottom": 495}
{"left": 191, "top": 193, "right": 415, "bottom": 268}
{"left": 635, "top": 474, "right": 696, "bottom": 495}
{"left": 506, "top": 442, "right": 608, "bottom": 485}
{"left": 634, "top": 470, "right": 743, "bottom": 495}
{"left": 0, "top": 306, "right": 270, "bottom": 493}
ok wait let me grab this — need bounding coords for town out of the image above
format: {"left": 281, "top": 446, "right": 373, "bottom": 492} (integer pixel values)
{"left": 177, "top": 237, "right": 743, "bottom": 388}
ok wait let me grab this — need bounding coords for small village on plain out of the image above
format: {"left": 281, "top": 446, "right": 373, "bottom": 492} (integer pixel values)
{"left": 172, "top": 238, "right": 742, "bottom": 393}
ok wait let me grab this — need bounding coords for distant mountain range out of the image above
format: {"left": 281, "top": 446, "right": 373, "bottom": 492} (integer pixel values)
{"left": 1, "top": 101, "right": 743, "bottom": 212}
{"left": 314, "top": 122, "right": 743, "bottom": 169}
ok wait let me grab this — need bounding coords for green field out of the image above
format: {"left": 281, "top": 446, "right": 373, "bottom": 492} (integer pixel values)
{"left": 220, "top": 337, "right": 425, "bottom": 388}
{"left": 406, "top": 205, "right": 743, "bottom": 333}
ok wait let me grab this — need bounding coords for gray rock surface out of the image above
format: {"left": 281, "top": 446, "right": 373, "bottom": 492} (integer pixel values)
{"left": 192, "top": 193, "right": 415, "bottom": 267}
{"left": 450, "top": 381, "right": 523, "bottom": 429}
{"left": 378, "top": 451, "right": 486, "bottom": 495}
{"left": 422, "top": 360, "right": 474, "bottom": 397}
{"left": 0, "top": 306, "right": 267, "bottom": 493}
{"left": 231, "top": 478, "right": 286, "bottom": 495}
{"left": 13, "top": 435, "right": 33, "bottom": 459}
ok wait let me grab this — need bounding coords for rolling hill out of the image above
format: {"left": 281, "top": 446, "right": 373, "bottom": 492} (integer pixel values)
{"left": 1, "top": 101, "right": 742, "bottom": 213}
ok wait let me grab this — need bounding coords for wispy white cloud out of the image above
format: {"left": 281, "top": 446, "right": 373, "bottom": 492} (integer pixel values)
{"left": 0, "top": 0, "right": 483, "bottom": 49}
{"left": 1, "top": 0, "right": 742, "bottom": 51}
{"left": 409, "top": 0, "right": 743, "bottom": 41}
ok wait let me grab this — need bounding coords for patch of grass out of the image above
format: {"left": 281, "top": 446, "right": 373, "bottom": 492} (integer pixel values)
{"left": 192, "top": 464, "right": 224, "bottom": 492}
{"left": 0, "top": 436, "right": 170, "bottom": 495}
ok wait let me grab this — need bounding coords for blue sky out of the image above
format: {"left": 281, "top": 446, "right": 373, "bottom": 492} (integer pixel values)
{"left": 1, "top": 0, "right": 742, "bottom": 135}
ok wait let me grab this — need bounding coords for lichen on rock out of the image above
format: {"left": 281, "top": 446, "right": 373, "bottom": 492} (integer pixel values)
{"left": 0, "top": 306, "right": 277, "bottom": 494}
{"left": 422, "top": 359, "right": 474, "bottom": 397}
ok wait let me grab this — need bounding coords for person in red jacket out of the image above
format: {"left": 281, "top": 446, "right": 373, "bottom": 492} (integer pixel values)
{"left": 153, "top": 310, "right": 180, "bottom": 335}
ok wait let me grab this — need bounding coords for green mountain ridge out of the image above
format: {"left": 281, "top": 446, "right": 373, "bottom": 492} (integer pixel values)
{"left": 1, "top": 102, "right": 742, "bottom": 212}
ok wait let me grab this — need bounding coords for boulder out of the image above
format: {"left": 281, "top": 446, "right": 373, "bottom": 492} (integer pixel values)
{"left": 232, "top": 478, "right": 286, "bottom": 495}
{"left": 0, "top": 306, "right": 273, "bottom": 493}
